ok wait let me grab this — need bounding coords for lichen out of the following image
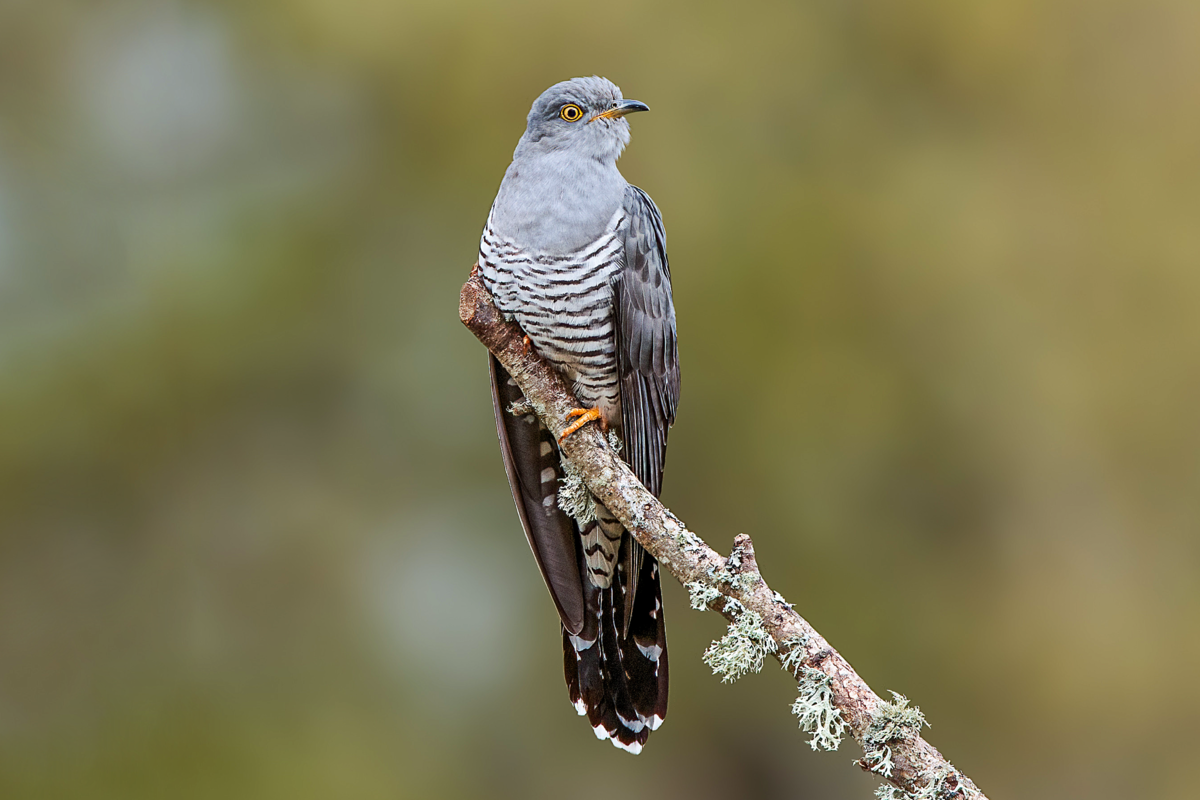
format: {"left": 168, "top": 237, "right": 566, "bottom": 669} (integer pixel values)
{"left": 686, "top": 581, "right": 721, "bottom": 611}
{"left": 725, "top": 569, "right": 754, "bottom": 593}
{"left": 791, "top": 665, "right": 847, "bottom": 751}
{"left": 873, "top": 763, "right": 967, "bottom": 800}
{"left": 673, "top": 526, "right": 706, "bottom": 553}
{"left": 556, "top": 458, "right": 596, "bottom": 525}
{"left": 627, "top": 505, "right": 646, "bottom": 530}
{"left": 720, "top": 597, "right": 747, "bottom": 617}
{"left": 693, "top": 545, "right": 754, "bottom": 594}
{"left": 702, "top": 608, "right": 777, "bottom": 683}
{"left": 865, "top": 744, "right": 895, "bottom": 778}
{"left": 865, "top": 692, "right": 928, "bottom": 754}
{"left": 862, "top": 693, "right": 930, "bottom": 784}
{"left": 726, "top": 546, "right": 743, "bottom": 571}
{"left": 720, "top": 543, "right": 758, "bottom": 592}
{"left": 867, "top": 693, "right": 964, "bottom": 798}
{"left": 779, "top": 634, "right": 810, "bottom": 675}
{"left": 506, "top": 398, "right": 533, "bottom": 417}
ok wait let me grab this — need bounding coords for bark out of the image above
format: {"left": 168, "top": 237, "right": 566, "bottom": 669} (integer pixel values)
{"left": 460, "top": 270, "right": 988, "bottom": 800}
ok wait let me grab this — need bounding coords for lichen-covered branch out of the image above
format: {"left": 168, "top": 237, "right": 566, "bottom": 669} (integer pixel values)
{"left": 460, "top": 271, "right": 988, "bottom": 800}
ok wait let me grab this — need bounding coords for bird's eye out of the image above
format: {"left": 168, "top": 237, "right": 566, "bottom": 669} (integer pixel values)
{"left": 559, "top": 103, "right": 584, "bottom": 122}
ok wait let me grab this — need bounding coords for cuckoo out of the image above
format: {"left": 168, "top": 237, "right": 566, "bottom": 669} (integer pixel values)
{"left": 477, "top": 77, "right": 680, "bottom": 753}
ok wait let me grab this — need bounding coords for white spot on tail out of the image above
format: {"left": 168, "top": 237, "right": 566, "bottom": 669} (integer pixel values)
{"left": 649, "top": 714, "right": 664, "bottom": 731}
{"left": 616, "top": 712, "right": 645, "bottom": 733}
{"left": 569, "top": 634, "right": 596, "bottom": 651}
{"left": 540, "top": 440, "right": 553, "bottom": 456}
{"left": 637, "top": 642, "right": 663, "bottom": 661}
{"left": 540, "top": 467, "right": 555, "bottom": 483}
{"left": 542, "top": 494, "right": 556, "bottom": 508}
{"left": 593, "top": 724, "right": 610, "bottom": 741}
{"left": 611, "top": 737, "right": 643, "bottom": 755}
{"left": 573, "top": 698, "right": 588, "bottom": 716}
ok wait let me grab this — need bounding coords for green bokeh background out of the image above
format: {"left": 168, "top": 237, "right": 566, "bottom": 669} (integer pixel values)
{"left": 2, "top": 1, "right": 1198, "bottom": 798}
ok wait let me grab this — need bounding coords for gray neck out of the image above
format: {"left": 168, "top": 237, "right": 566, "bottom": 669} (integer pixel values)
{"left": 490, "top": 138, "right": 628, "bottom": 255}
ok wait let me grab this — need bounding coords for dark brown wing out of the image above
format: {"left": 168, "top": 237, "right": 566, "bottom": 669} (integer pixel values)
{"left": 489, "top": 355, "right": 585, "bottom": 634}
{"left": 613, "top": 185, "right": 680, "bottom": 634}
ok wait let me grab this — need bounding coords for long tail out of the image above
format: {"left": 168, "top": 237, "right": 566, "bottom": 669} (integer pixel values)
{"left": 563, "top": 527, "right": 668, "bottom": 754}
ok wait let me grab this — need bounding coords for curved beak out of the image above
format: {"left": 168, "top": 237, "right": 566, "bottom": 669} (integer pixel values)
{"left": 590, "top": 99, "right": 650, "bottom": 122}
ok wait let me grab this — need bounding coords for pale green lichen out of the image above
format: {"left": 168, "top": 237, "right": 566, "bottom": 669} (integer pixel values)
{"left": 865, "top": 692, "right": 928, "bottom": 754}
{"left": 791, "top": 666, "right": 847, "bottom": 751}
{"left": 862, "top": 693, "right": 931, "bottom": 787}
{"left": 725, "top": 569, "right": 755, "bottom": 593}
{"left": 726, "top": 546, "right": 743, "bottom": 571}
{"left": 720, "top": 545, "right": 758, "bottom": 592}
{"left": 865, "top": 744, "right": 895, "bottom": 778}
{"left": 931, "top": 765, "right": 969, "bottom": 799}
{"left": 702, "top": 608, "right": 777, "bottom": 683}
{"left": 673, "top": 526, "right": 706, "bottom": 553}
{"left": 873, "top": 763, "right": 966, "bottom": 800}
{"left": 693, "top": 537, "right": 785, "bottom": 684}
{"left": 556, "top": 458, "right": 596, "bottom": 526}
{"left": 779, "top": 634, "right": 810, "bottom": 676}
{"left": 663, "top": 512, "right": 706, "bottom": 554}
{"left": 506, "top": 399, "right": 534, "bottom": 418}
{"left": 693, "top": 546, "right": 753, "bottom": 595}
{"left": 686, "top": 581, "right": 721, "bottom": 611}
{"left": 606, "top": 430, "right": 623, "bottom": 453}
{"left": 720, "top": 597, "right": 747, "bottom": 617}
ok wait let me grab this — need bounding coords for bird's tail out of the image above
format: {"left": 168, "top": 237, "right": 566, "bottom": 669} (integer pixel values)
{"left": 563, "top": 528, "right": 668, "bottom": 754}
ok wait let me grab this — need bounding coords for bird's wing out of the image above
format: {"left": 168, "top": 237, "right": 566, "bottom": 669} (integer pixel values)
{"left": 489, "top": 355, "right": 585, "bottom": 634}
{"left": 613, "top": 184, "right": 680, "bottom": 633}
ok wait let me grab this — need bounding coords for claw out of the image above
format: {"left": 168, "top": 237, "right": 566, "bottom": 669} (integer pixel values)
{"left": 559, "top": 407, "right": 605, "bottom": 443}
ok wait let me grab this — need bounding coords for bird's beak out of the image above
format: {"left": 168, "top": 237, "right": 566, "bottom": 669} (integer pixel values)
{"left": 590, "top": 99, "right": 650, "bottom": 122}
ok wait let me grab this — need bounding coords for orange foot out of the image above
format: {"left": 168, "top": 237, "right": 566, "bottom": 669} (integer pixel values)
{"left": 559, "top": 407, "right": 606, "bottom": 444}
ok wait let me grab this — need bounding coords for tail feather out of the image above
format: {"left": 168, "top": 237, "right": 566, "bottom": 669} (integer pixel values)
{"left": 619, "top": 557, "right": 668, "bottom": 728}
{"left": 564, "top": 531, "right": 668, "bottom": 754}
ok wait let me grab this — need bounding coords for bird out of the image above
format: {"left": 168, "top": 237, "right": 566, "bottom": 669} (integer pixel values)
{"left": 477, "top": 77, "right": 680, "bottom": 754}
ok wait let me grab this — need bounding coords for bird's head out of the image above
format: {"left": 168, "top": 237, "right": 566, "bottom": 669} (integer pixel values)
{"left": 519, "top": 76, "right": 649, "bottom": 163}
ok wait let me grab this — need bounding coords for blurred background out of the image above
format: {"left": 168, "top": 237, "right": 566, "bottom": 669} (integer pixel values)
{"left": 2, "top": 0, "right": 1198, "bottom": 797}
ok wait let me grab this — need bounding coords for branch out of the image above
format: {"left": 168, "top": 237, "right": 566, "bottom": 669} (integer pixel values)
{"left": 460, "top": 271, "right": 988, "bottom": 800}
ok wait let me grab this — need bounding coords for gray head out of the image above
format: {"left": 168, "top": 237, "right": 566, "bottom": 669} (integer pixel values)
{"left": 516, "top": 77, "right": 649, "bottom": 164}
{"left": 489, "top": 77, "right": 648, "bottom": 251}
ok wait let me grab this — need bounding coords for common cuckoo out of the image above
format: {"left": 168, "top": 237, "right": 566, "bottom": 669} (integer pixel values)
{"left": 478, "top": 77, "right": 680, "bottom": 753}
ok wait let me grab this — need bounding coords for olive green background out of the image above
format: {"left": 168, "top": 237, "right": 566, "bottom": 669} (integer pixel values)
{"left": 2, "top": 1, "right": 1198, "bottom": 798}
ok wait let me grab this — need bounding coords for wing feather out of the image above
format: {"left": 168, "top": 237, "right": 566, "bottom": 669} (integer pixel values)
{"left": 613, "top": 185, "right": 680, "bottom": 635}
{"left": 614, "top": 185, "right": 679, "bottom": 497}
{"left": 489, "top": 355, "right": 585, "bottom": 634}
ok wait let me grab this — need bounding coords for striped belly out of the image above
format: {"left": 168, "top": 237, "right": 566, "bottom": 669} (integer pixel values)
{"left": 479, "top": 218, "right": 625, "bottom": 419}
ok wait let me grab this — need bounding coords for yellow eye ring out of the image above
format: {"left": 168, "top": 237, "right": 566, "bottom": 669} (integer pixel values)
{"left": 560, "top": 103, "right": 584, "bottom": 122}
